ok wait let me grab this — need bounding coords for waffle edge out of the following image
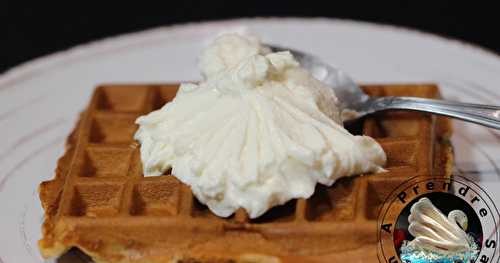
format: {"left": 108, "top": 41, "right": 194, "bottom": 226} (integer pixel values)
{"left": 38, "top": 84, "right": 453, "bottom": 263}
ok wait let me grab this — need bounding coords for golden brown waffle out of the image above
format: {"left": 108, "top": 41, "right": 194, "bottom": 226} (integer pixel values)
{"left": 38, "top": 84, "right": 453, "bottom": 263}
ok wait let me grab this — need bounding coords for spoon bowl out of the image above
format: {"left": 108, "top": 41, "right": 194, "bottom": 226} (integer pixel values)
{"left": 270, "top": 45, "right": 369, "bottom": 113}
{"left": 269, "top": 45, "right": 500, "bottom": 129}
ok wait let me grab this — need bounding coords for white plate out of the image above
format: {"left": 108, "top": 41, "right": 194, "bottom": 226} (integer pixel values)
{"left": 1, "top": 18, "right": 499, "bottom": 262}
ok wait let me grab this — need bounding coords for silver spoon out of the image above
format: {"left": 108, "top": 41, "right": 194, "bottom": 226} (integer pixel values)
{"left": 269, "top": 45, "right": 500, "bottom": 129}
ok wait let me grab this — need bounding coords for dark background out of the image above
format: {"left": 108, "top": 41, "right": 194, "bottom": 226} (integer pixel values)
{"left": 3, "top": 1, "right": 499, "bottom": 73}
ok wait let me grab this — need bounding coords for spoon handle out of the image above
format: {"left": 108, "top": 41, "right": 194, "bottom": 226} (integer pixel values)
{"left": 366, "top": 96, "right": 500, "bottom": 129}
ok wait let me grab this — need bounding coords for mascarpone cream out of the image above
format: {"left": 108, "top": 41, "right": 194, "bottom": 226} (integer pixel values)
{"left": 134, "top": 33, "right": 386, "bottom": 218}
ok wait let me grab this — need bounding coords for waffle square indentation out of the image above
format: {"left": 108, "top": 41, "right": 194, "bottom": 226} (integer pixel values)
{"left": 69, "top": 182, "right": 124, "bottom": 217}
{"left": 364, "top": 112, "right": 427, "bottom": 138}
{"left": 131, "top": 177, "right": 181, "bottom": 216}
{"left": 378, "top": 140, "right": 419, "bottom": 169}
{"left": 306, "top": 178, "right": 356, "bottom": 221}
{"left": 364, "top": 179, "right": 405, "bottom": 219}
{"left": 89, "top": 113, "right": 139, "bottom": 144}
{"left": 80, "top": 147, "right": 133, "bottom": 177}
{"left": 97, "top": 86, "right": 149, "bottom": 112}
{"left": 153, "top": 85, "right": 178, "bottom": 110}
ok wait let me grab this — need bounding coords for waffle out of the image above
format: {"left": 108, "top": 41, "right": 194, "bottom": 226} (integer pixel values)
{"left": 38, "top": 84, "right": 453, "bottom": 263}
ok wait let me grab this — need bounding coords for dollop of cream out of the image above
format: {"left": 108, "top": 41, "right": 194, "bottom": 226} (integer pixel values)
{"left": 134, "top": 34, "right": 386, "bottom": 218}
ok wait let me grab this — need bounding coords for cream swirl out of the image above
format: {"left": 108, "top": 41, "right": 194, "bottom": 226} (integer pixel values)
{"left": 134, "top": 33, "right": 386, "bottom": 218}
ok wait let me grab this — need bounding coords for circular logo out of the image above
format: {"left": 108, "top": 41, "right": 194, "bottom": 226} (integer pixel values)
{"left": 377, "top": 175, "right": 499, "bottom": 263}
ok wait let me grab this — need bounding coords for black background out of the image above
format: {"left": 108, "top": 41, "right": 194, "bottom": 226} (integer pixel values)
{"left": 3, "top": 1, "right": 500, "bottom": 73}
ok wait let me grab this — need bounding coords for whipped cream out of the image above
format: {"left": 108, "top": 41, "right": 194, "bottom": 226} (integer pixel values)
{"left": 134, "top": 34, "right": 386, "bottom": 218}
